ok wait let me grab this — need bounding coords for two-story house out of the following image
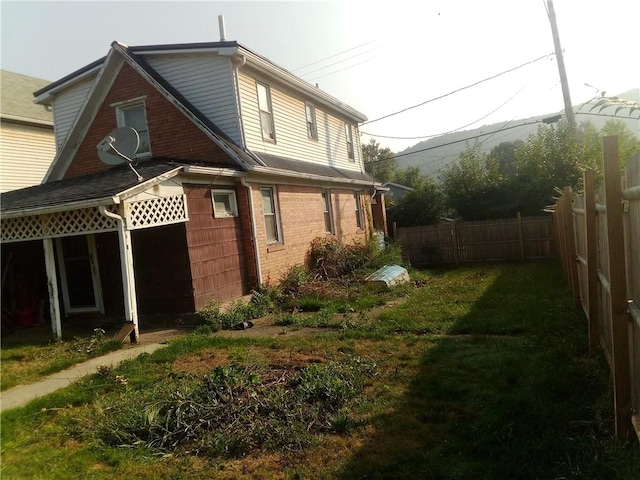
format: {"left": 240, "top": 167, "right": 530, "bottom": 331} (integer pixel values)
{"left": 0, "top": 70, "right": 56, "bottom": 192}
{"left": 0, "top": 40, "right": 385, "bottom": 340}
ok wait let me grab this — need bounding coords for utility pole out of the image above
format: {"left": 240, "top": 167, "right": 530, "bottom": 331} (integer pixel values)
{"left": 546, "top": 0, "right": 576, "bottom": 132}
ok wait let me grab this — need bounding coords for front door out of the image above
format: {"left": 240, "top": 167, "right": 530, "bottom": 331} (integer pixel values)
{"left": 56, "top": 235, "right": 104, "bottom": 314}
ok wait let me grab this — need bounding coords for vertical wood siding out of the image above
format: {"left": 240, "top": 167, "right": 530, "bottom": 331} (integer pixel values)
{"left": 184, "top": 184, "right": 250, "bottom": 309}
{"left": 238, "top": 69, "right": 364, "bottom": 171}
{"left": 0, "top": 122, "right": 56, "bottom": 192}
{"left": 95, "top": 232, "right": 125, "bottom": 317}
{"left": 145, "top": 53, "right": 241, "bottom": 144}
{"left": 52, "top": 78, "right": 94, "bottom": 149}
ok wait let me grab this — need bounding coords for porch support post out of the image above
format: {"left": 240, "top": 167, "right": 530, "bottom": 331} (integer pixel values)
{"left": 42, "top": 238, "right": 62, "bottom": 340}
{"left": 117, "top": 224, "right": 139, "bottom": 342}
{"left": 100, "top": 205, "right": 139, "bottom": 342}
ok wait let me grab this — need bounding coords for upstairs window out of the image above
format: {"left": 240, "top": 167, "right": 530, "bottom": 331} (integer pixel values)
{"left": 345, "top": 123, "right": 354, "bottom": 160}
{"left": 305, "top": 103, "right": 318, "bottom": 140}
{"left": 354, "top": 192, "right": 363, "bottom": 229}
{"left": 115, "top": 100, "right": 150, "bottom": 156}
{"left": 257, "top": 82, "right": 275, "bottom": 141}
{"left": 321, "top": 190, "right": 334, "bottom": 234}
{"left": 261, "top": 186, "right": 282, "bottom": 244}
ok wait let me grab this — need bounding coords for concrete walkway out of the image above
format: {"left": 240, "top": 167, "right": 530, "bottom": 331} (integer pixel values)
{"left": 0, "top": 343, "right": 166, "bottom": 413}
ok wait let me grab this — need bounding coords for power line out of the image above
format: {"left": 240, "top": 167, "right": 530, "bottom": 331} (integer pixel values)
{"left": 361, "top": 53, "right": 555, "bottom": 126}
{"left": 361, "top": 76, "right": 538, "bottom": 140}
{"left": 291, "top": 37, "right": 386, "bottom": 73}
{"left": 300, "top": 45, "right": 387, "bottom": 77}
{"left": 309, "top": 53, "right": 389, "bottom": 82}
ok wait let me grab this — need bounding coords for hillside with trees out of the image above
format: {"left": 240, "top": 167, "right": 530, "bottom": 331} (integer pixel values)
{"left": 365, "top": 118, "right": 639, "bottom": 227}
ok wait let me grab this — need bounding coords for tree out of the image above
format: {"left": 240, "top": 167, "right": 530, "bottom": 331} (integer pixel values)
{"left": 392, "top": 166, "right": 428, "bottom": 190}
{"left": 439, "top": 143, "right": 515, "bottom": 220}
{"left": 362, "top": 139, "right": 396, "bottom": 183}
{"left": 387, "top": 180, "right": 444, "bottom": 227}
{"left": 512, "top": 121, "right": 588, "bottom": 214}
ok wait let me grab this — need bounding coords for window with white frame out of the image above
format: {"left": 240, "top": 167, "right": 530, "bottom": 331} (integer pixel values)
{"left": 321, "top": 190, "right": 334, "bottom": 233}
{"left": 257, "top": 82, "right": 275, "bottom": 141}
{"left": 354, "top": 192, "right": 363, "bottom": 229}
{"left": 115, "top": 100, "right": 150, "bottom": 156}
{"left": 305, "top": 102, "right": 318, "bottom": 140}
{"left": 345, "top": 123, "right": 354, "bottom": 160}
{"left": 261, "top": 186, "right": 281, "bottom": 243}
{"left": 211, "top": 190, "right": 238, "bottom": 218}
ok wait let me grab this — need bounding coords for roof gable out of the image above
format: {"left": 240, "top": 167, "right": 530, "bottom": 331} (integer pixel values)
{"left": 45, "top": 42, "right": 257, "bottom": 182}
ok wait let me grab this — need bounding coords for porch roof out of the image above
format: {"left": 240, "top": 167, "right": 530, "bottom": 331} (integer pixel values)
{"left": 0, "top": 158, "right": 223, "bottom": 217}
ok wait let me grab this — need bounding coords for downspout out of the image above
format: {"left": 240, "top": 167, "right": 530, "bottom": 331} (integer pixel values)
{"left": 99, "top": 205, "right": 139, "bottom": 342}
{"left": 240, "top": 177, "right": 263, "bottom": 285}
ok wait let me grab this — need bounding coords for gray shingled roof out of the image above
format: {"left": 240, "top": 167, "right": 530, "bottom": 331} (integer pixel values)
{"left": 0, "top": 70, "right": 53, "bottom": 125}
{"left": 0, "top": 158, "right": 212, "bottom": 214}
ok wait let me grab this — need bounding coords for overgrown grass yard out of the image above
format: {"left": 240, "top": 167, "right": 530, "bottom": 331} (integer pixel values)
{"left": 1, "top": 262, "right": 638, "bottom": 479}
{"left": 1, "top": 328, "right": 122, "bottom": 391}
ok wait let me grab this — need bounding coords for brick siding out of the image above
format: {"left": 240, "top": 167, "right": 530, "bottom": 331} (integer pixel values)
{"left": 248, "top": 183, "right": 370, "bottom": 284}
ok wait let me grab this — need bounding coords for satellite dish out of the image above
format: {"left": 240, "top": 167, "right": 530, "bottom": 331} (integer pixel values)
{"left": 97, "top": 127, "right": 139, "bottom": 165}
{"left": 97, "top": 127, "right": 143, "bottom": 181}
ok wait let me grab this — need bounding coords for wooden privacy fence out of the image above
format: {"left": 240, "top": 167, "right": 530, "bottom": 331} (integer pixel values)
{"left": 555, "top": 136, "right": 640, "bottom": 442}
{"left": 395, "top": 214, "right": 555, "bottom": 267}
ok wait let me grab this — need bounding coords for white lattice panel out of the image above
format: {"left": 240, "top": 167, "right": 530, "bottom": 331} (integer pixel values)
{"left": 126, "top": 194, "right": 188, "bottom": 230}
{"left": 1, "top": 206, "right": 119, "bottom": 243}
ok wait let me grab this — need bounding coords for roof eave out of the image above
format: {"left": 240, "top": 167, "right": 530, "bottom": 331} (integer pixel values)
{"left": 1, "top": 196, "right": 120, "bottom": 219}
{"left": 250, "top": 165, "right": 375, "bottom": 187}
{"left": 33, "top": 59, "right": 105, "bottom": 105}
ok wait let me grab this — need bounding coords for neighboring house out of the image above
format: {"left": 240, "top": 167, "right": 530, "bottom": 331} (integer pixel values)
{"left": 383, "top": 181, "right": 414, "bottom": 202}
{"left": 0, "top": 40, "right": 385, "bottom": 340}
{"left": 0, "top": 70, "right": 56, "bottom": 192}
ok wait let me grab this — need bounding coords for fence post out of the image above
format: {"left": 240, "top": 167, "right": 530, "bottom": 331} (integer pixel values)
{"left": 517, "top": 212, "right": 525, "bottom": 261}
{"left": 556, "top": 193, "right": 569, "bottom": 278}
{"left": 603, "top": 136, "right": 632, "bottom": 440}
{"left": 583, "top": 169, "right": 600, "bottom": 355}
{"left": 451, "top": 220, "right": 460, "bottom": 266}
{"left": 563, "top": 186, "right": 580, "bottom": 305}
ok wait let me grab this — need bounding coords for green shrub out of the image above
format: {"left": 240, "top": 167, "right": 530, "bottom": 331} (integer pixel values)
{"left": 198, "top": 289, "right": 277, "bottom": 330}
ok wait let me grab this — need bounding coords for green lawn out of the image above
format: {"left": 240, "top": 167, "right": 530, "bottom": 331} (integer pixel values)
{"left": 1, "top": 262, "right": 638, "bottom": 479}
{"left": 1, "top": 329, "right": 123, "bottom": 391}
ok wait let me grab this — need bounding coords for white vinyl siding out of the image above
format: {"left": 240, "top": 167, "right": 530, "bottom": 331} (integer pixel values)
{"left": 51, "top": 78, "right": 94, "bottom": 150}
{"left": 145, "top": 53, "right": 241, "bottom": 144}
{"left": 238, "top": 69, "right": 364, "bottom": 171}
{"left": 0, "top": 121, "right": 56, "bottom": 192}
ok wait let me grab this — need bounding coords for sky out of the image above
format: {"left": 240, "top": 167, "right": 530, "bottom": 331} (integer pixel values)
{"left": 1, "top": 0, "right": 638, "bottom": 153}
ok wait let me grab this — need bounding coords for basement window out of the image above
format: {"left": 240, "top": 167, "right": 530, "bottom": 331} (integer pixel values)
{"left": 212, "top": 190, "right": 238, "bottom": 218}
